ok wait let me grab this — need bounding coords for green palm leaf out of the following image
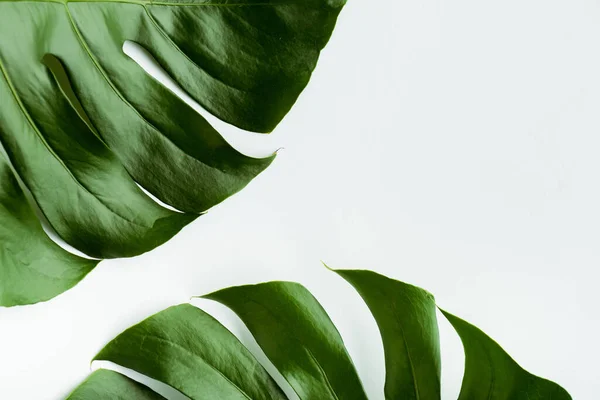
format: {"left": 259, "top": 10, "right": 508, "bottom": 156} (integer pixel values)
{"left": 70, "top": 267, "right": 571, "bottom": 399}
{"left": 0, "top": 0, "right": 346, "bottom": 306}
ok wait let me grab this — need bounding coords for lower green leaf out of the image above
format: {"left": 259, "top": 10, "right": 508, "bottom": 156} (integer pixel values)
{"left": 69, "top": 267, "right": 571, "bottom": 400}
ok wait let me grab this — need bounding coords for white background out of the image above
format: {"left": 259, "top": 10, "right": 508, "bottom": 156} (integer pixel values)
{"left": 1, "top": 0, "right": 598, "bottom": 398}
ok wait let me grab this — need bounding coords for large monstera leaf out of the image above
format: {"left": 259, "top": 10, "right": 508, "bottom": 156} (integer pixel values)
{"left": 69, "top": 267, "right": 571, "bottom": 399}
{"left": 0, "top": 0, "right": 347, "bottom": 306}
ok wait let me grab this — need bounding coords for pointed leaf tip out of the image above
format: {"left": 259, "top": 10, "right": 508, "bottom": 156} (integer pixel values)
{"left": 440, "top": 309, "right": 572, "bottom": 400}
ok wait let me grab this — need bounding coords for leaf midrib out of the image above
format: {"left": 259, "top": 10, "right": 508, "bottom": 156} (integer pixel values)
{"left": 0, "top": 55, "right": 158, "bottom": 231}
{"left": 389, "top": 297, "right": 422, "bottom": 400}
{"left": 126, "top": 333, "right": 255, "bottom": 400}
{"left": 242, "top": 295, "right": 345, "bottom": 400}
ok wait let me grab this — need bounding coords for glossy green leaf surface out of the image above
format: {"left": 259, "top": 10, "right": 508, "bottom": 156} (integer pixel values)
{"left": 335, "top": 269, "right": 442, "bottom": 400}
{"left": 0, "top": 0, "right": 345, "bottom": 305}
{"left": 67, "top": 369, "right": 165, "bottom": 400}
{"left": 94, "top": 303, "right": 286, "bottom": 400}
{"left": 441, "top": 310, "right": 572, "bottom": 400}
{"left": 204, "top": 281, "right": 368, "bottom": 400}
{"left": 0, "top": 152, "right": 98, "bottom": 307}
{"left": 71, "top": 268, "right": 570, "bottom": 399}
